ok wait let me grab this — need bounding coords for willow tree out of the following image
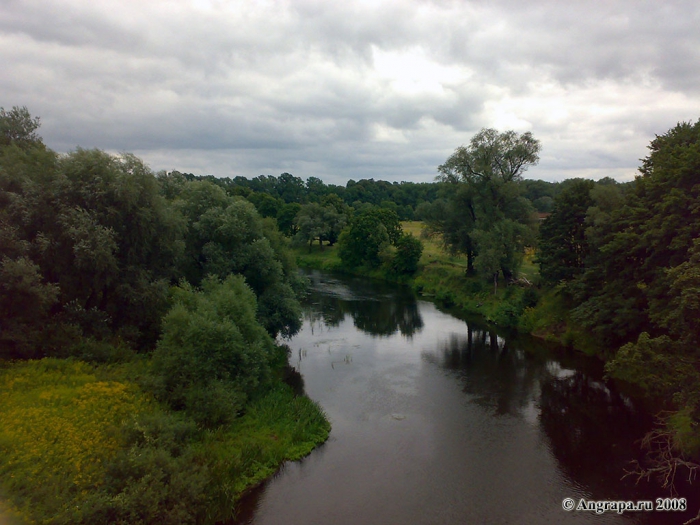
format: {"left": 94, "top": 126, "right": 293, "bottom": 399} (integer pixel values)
{"left": 435, "top": 128, "right": 540, "bottom": 287}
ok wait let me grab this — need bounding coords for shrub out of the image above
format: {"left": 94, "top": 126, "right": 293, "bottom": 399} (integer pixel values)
{"left": 391, "top": 234, "right": 423, "bottom": 275}
{"left": 151, "top": 275, "right": 275, "bottom": 427}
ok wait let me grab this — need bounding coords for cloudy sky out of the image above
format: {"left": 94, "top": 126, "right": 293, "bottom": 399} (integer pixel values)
{"left": 2, "top": 0, "right": 699, "bottom": 184}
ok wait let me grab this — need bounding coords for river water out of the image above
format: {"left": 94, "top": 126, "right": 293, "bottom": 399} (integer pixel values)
{"left": 233, "top": 271, "right": 697, "bottom": 524}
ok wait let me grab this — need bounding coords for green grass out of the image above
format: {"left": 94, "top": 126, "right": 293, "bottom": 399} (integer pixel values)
{"left": 0, "top": 357, "right": 330, "bottom": 525}
{"left": 204, "top": 385, "right": 330, "bottom": 499}
{"left": 0, "top": 358, "right": 154, "bottom": 523}
{"left": 402, "top": 221, "right": 470, "bottom": 269}
{"left": 292, "top": 243, "right": 342, "bottom": 271}
{"left": 519, "top": 248, "right": 539, "bottom": 283}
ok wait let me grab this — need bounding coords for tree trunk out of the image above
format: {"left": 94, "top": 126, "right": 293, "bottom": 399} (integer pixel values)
{"left": 466, "top": 250, "right": 475, "bottom": 275}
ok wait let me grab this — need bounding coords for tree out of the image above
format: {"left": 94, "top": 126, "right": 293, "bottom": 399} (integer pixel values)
{"left": 338, "top": 207, "right": 401, "bottom": 268}
{"left": 305, "top": 176, "right": 328, "bottom": 201}
{"left": 247, "top": 191, "right": 283, "bottom": 218}
{"left": 573, "top": 120, "right": 700, "bottom": 347}
{"left": 418, "top": 184, "right": 477, "bottom": 273}
{"left": 177, "top": 180, "right": 302, "bottom": 337}
{"left": 319, "top": 193, "right": 350, "bottom": 245}
{"left": 277, "top": 202, "right": 302, "bottom": 236}
{"left": 435, "top": 129, "right": 540, "bottom": 284}
{"left": 536, "top": 179, "right": 595, "bottom": 284}
{"left": 0, "top": 106, "right": 42, "bottom": 149}
{"left": 152, "top": 275, "right": 276, "bottom": 427}
{"left": 294, "top": 203, "right": 329, "bottom": 249}
{"left": 277, "top": 172, "right": 305, "bottom": 203}
{"left": 472, "top": 219, "right": 531, "bottom": 292}
{"left": 438, "top": 128, "right": 540, "bottom": 186}
{"left": 570, "top": 120, "right": 700, "bottom": 480}
{"left": 392, "top": 234, "right": 423, "bottom": 275}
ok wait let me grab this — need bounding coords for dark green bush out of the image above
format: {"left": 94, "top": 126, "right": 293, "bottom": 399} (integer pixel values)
{"left": 151, "top": 275, "right": 275, "bottom": 427}
{"left": 391, "top": 233, "right": 423, "bottom": 275}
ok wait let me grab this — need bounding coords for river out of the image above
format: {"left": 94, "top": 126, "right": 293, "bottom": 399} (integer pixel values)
{"left": 233, "top": 270, "right": 697, "bottom": 524}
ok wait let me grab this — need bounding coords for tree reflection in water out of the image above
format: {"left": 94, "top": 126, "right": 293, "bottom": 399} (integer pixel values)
{"left": 423, "top": 326, "right": 546, "bottom": 417}
{"left": 302, "top": 270, "right": 424, "bottom": 338}
{"left": 421, "top": 324, "right": 684, "bottom": 511}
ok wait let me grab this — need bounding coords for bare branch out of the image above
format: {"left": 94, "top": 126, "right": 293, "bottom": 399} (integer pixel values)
{"left": 623, "top": 418, "right": 699, "bottom": 500}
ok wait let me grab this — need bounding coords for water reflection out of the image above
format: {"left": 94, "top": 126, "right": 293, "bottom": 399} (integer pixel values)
{"left": 235, "top": 271, "right": 697, "bottom": 525}
{"left": 304, "top": 270, "right": 424, "bottom": 337}
{"left": 538, "top": 370, "right": 657, "bottom": 501}
{"left": 421, "top": 327, "right": 678, "bottom": 518}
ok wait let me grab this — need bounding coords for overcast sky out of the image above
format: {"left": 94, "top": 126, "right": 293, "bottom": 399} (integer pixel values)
{"left": 2, "top": 0, "right": 699, "bottom": 185}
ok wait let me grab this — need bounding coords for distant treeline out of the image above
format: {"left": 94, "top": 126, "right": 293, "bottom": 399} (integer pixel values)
{"left": 170, "top": 169, "right": 594, "bottom": 221}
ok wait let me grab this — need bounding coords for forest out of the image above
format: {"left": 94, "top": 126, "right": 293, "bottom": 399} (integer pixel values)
{"left": 1, "top": 106, "right": 699, "bottom": 522}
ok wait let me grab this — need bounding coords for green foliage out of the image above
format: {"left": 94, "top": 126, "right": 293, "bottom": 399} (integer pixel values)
{"left": 418, "top": 185, "right": 477, "bottom": 271}
{"left": 573, "top": 120, "right": 700, "bottom": 348}
{"left": 277, "top": 202, "right": 302, "bottom": 236}
{"left": 0, "top": 106, "right": 42, "bottom": 149}
{"left": 293, "top": 202, "right": 330, "bottom": 248}
{"left": 492, "top": 301, "right": 521, "bottom": 328}
{"left": 0, "top": 108, "right": 327, "bottom": 523}
{"left": 293, "top": 199, "right": 349, "bottom": 249}
{"left": 0, "top": 359, "right": 154, "bottom": 523}
{"left": 0, "top": 137, "right": 185, "bottom": 351}
{"left": 606, "top": 333, "right": 699, "bottom": 404}
{"left": 0, "top": 256, "right": 59, "bottom": 358}
{"left": 338, "top": 207, "right": 402, "bottom": 269}
{"left": 247, "top": 191, "right": 283, "bottom": 218}
{"left": 0, "top": 358, "right": 330, "bottom": 525}
{"left": 667, "top": 408, "right": 700, "bottom": 458}
{"left": 176, "top": 180, "right": 303, "bottom": 337}
{"left": 434, "top": 128, "right": 539, "bottom": 282}
{"left": 78, "top": 411, "right": 210, "bottom": 525}
{"left": 152, "top": 275, "right": 275, "bottom": 426}
{"left": 391, "top": 233, "right": 423, "bottom": 275}
{"left": 472, "top": 219, "right": 532, "bottom": 286}
{"left": 536, "top": 179, "right": 595, "bottom": 284}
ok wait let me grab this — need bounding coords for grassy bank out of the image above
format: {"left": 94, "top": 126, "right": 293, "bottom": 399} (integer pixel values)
{"left": 294, "top": 221, "right": 599, "bottom": 354}
{"left": 0, "top": 357, "right": 329, "bottom": 524}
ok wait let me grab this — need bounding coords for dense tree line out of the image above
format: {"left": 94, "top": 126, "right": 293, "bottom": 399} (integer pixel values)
{"left": 0, "top": 107, "right": 306, "bottom": 416}
{"left": 170, "top": 170, "right": 441, "bottom": 222}
{"left": 536, "top": 120, "right": 700, "bottom": 473}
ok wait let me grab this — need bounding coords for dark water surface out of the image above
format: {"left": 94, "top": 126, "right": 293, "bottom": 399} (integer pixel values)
{"left": 234, "top": 271, "right": 697, "bottom": 525}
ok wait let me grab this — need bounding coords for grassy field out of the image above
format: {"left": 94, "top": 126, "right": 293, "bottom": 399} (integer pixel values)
{"left": 401, "top": 221, "right": 470, "bottom": 269}
{"left": 0, "top": 358, "right": 329, "bottom": 524}
{"left": 402, "top": 221, "right": 539, "bottom": 279}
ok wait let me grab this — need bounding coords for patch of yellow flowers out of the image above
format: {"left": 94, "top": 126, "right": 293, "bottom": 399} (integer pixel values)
{"left": 0, "top": 359, "right": 152, "bottom": 493}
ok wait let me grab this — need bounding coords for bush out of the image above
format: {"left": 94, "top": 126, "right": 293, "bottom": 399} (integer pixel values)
{"left": 520, "top": 286, "right": 540, "bottom": 309}
{"left": 493, "top": 301, "right": 521, "bottom": 328}
{"left": 391, "top": 234, "right": 423, "bottom": 275}
{"left": 151, "top": 275, "right": 275, "bottom": 427}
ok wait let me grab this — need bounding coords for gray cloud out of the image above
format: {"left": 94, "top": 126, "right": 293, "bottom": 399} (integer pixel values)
{"left": 2, "top": 0, "right": 700, "bottom": 185}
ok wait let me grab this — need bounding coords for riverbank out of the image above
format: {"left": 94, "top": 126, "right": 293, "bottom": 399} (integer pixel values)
{"left": 294, "top": 224, "right": 700, "bottom": 466}
{"left": 0, "top": 356, "right": 329, "bottom": 524}
{"left": 293, "top": 221, "right": 599, "bottom": 356}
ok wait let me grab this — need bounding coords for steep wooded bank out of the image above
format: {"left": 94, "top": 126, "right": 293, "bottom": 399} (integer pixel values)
{"left": 0, "top": 107, "right": 329, "bottom": 524}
